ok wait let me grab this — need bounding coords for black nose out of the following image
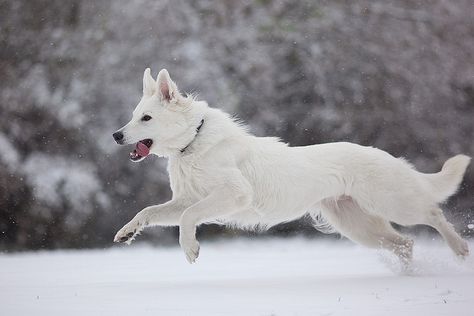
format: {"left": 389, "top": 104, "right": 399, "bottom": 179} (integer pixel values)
{"left": 113, "top": 131, "right": 124, "bottom": 144}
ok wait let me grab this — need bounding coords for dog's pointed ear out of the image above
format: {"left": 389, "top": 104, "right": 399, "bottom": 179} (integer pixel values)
{"left": 156, "top": 69, "right": 179, "bottom": 103}
{"left": 143, "top": 68, "right": 155, "bottom": 96}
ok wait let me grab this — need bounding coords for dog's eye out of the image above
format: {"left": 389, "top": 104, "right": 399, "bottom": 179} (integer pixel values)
{"left": 141, "top": 115, "right": 152, "bottom": 122}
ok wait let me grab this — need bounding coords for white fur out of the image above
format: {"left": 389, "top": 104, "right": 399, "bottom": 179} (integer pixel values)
{"left": 114, "top": 68, "right": 471, "bottom": 264}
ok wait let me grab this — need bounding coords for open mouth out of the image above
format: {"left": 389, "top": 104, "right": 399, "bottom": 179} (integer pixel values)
{"left": 130, "top": 139, "right": 153, "bottom": 162}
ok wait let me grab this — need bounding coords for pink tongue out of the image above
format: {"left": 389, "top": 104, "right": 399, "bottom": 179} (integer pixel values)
{"left": 136, "top": 142, "right": 150, "bottom": 157}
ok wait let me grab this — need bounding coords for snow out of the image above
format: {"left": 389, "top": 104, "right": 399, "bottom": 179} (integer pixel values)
{"left": 1, "top": 238, "right": 473, "bottom": 316}
{"left": 0, "top": 133, "right": 19, "bottom": 170}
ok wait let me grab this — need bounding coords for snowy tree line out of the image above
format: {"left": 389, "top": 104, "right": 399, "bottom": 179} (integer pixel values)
{"left": 1, "top": 0, "right": 473, "bottom": 250}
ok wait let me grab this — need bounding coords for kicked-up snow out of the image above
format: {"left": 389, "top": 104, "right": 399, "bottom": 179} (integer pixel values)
{"left": 1, "top": 237, "right": 473, "bottom": 316}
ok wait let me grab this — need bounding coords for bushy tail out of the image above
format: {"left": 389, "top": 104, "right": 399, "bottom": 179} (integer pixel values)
{"left": 424, "top": 155, "right": 471, "bottom": 203}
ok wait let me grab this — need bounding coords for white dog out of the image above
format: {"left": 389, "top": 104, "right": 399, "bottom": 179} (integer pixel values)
{"left": 113, "top": 68, "right": 470, "bottom": 264}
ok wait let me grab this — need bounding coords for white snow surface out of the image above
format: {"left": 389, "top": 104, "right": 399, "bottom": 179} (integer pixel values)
{"left": 1, "top": 237, "right": 473, "bottom": 316}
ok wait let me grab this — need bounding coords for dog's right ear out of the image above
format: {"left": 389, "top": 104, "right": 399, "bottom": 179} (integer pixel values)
{"left": 156, "top": 69, "right": 180, "bottom": 103}
{"left": 143, "top": 68, "right": 155, "bottom": 96}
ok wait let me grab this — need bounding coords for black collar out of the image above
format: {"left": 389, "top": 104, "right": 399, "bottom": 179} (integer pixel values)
{"left": 180, "top": 119, "right": 204, "bottom": 153}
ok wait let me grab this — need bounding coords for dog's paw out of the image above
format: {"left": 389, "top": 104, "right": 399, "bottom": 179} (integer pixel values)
{"left": 456, "top": 239, "right": 469, "bottom": 258}
{"left": 180, "top": 237, "right": 200, "bottom": 264}
{"left": 113, "top": 221, "right": 143, "bottom": 244}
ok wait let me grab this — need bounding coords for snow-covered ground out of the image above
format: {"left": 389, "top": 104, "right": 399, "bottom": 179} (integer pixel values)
{"left": 1, "top": 237, "right": 473, "bottom": 316}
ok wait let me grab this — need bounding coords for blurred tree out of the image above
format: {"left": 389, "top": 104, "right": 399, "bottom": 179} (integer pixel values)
{"left": 0, "top": 0, "right": 473, "bottom": 250}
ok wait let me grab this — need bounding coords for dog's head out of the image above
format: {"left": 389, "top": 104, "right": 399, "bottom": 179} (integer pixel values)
{"left": 113, "top": 68, "right": 197, "bottom": 161}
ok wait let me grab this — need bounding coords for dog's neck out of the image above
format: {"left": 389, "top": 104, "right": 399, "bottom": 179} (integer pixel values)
{"left": 179, "top": 119, "right": 204, "bottom": 154}
{"left": 166, "top": 106, "right": 250, "bottom": 160}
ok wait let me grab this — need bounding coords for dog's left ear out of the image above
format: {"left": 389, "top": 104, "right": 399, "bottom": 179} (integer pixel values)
{"left": 143, "top": 68, "right": 156, "bottom": 96}
{"left": 156, "top": 69, "right": 180, "bottom": 103}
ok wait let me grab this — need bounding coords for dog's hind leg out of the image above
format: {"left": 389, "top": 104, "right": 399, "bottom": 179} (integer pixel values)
{"left": 318, "top": 196, "right": 414, "bottom": 265}
{"left": 385, "top": 205, "right": 469, "bottom": 258}
{"left": 422, "top": 208, "right": 469, "bottom": 257}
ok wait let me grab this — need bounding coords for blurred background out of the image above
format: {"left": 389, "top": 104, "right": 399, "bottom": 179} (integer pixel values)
{"left": 1, "top": 0, "right": 473, "bottom": 251}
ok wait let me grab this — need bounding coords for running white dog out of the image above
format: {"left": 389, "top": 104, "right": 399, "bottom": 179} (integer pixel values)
{"left": 113, "top": 68, "right": 470, "bottom": 264}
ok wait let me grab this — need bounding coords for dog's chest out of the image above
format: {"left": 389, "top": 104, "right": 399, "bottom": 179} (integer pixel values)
{"left": 167, "top": 157, "right": 209, "bottom": 199}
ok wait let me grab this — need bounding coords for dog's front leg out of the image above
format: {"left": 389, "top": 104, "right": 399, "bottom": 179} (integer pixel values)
{"left": 179, "top": 181, "right": 252, "bottom": 263}
{"left": 114, "top": 198, "right": 192, "bottom": 244}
